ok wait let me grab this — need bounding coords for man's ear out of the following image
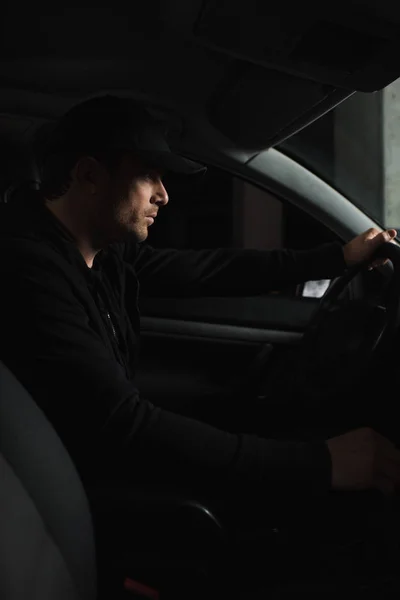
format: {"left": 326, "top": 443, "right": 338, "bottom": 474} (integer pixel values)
{"left": 73, "top": 156, "right": 108, "bottom": 194}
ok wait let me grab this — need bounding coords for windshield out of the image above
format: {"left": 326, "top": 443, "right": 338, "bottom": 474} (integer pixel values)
{"left": 278, "top": 77, "right": 400, "bottom": 231}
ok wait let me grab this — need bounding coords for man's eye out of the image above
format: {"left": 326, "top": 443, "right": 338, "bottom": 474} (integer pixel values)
{"left": 143, "top": 171, "right": 162, "bottom": 183}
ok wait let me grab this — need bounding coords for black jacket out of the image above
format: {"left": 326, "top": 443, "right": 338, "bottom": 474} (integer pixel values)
{"left": 0, "top": 195, "right": 347, "bottom": 503}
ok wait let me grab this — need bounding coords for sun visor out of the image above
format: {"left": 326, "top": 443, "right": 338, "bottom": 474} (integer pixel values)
{"left": 206, "top": 63, "right": 351, "bottom": 150}
{"left": 194, "top": 0, "right": 400, "bottom": 92}
{"left": 194, "top": 1, "right": 400, "bottom": 149}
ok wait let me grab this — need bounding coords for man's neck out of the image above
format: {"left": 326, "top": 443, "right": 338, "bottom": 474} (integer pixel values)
{"left": 45, "top": 197, "right": 98, "bottom": 268}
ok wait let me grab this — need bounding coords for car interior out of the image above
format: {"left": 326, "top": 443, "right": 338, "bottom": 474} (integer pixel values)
{"left": 2, "top": 1, "right": 400, "bottom": 598}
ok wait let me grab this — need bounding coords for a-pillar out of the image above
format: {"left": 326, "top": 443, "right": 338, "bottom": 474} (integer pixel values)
{"left": 334, "top": 79, "right": 400, "bottom": 229}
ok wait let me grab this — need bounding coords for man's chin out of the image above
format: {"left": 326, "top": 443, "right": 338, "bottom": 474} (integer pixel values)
{"left": 112, "top": 224, "right": 148, "bottom": 244}
{"left": 132, "top": 225, "right": 149, "bottom": 243}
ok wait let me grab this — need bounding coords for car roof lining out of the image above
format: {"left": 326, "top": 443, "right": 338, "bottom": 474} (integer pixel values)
{"left": 0, "top": 1, "right": 399, "bottom": 157}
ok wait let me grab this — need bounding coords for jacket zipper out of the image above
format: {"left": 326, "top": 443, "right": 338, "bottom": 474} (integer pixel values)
{"left": 104, "top": 309, "right": 131, "bottom": 376}
{"left": 106, "top": 310, "right": 118, "bottom": 341}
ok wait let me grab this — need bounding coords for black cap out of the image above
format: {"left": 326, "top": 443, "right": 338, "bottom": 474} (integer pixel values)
{"left": 42, "top": 95, "right": 206, "bottom": 176}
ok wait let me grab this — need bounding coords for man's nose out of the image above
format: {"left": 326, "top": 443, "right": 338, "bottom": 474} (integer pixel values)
{"left": 154, "top": 179, "right": 169, "bottom": 206}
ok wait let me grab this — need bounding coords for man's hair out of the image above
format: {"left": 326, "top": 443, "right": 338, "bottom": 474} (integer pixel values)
{"left": 39, "top": 148, "right": 124, "bottom": 201}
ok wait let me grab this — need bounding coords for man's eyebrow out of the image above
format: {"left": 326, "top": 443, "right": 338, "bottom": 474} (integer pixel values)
{"left": 141, "top": 165, "right": 165, "bottom": 179}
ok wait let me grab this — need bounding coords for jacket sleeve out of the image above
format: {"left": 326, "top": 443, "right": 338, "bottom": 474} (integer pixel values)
{"left": 129, "top": 242, "right": 346, "bottom": 297}
{"left": 0, "top": 256, "right": 332, "bottom": 505}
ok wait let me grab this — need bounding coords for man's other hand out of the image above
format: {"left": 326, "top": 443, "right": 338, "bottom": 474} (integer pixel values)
{"left": 343, "top": 228, "right": 397, "bottom": 269}
{"left": 327, "top": 428, "right": 400, "bottom": 495}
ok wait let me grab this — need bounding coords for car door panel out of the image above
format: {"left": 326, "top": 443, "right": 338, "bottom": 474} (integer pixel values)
{"left": 140, "top": 296, "right": 318, "bottom": 331}
{"left": 136, "top": 296, "right": 318, "bottom": 408}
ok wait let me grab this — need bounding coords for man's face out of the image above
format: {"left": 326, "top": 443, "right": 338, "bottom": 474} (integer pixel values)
{"left": 94, "top": 153, "right": 169, "bottom": 245}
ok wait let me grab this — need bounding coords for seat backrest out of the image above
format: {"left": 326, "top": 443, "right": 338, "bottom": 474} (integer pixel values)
{"left": 0, "top": 361, "right": 97, "bottom": 600}
{"left": 0, "top": 121, "right": 46, "bottom": 205}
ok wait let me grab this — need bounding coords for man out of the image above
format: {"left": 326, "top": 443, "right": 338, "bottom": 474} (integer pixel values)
{"left": 0, "top": 94, "right": 399, "bottom": 508}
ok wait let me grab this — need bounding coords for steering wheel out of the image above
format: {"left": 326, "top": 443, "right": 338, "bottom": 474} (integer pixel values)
{"left": 275, "top": 241, "right": 400, "bottom": 437}
{"left": 303, "top": 241, "right": 400, "bottom": 364}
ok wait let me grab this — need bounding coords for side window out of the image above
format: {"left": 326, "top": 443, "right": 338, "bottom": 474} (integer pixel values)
{"left": 149, "top": 166, "right": 337, "bottom": 296}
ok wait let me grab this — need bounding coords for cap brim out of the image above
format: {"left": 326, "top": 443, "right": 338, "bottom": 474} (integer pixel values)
{"left": 141, "top": 150, "right": 207, "bottom": 176}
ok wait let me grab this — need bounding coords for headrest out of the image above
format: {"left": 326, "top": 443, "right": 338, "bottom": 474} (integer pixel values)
{"left": 0, "top": 123, "right": 52, "bottom": 204}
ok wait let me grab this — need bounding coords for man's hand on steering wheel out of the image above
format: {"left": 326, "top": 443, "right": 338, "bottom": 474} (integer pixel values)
{"left": 302, "top": 227, "right": 400, "bottom": 375}
{"left": 317, "top": 230, "right": 400, "bottom": 495}
{"left": 343, "top": 228, "right": 397, "bottom": 269}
